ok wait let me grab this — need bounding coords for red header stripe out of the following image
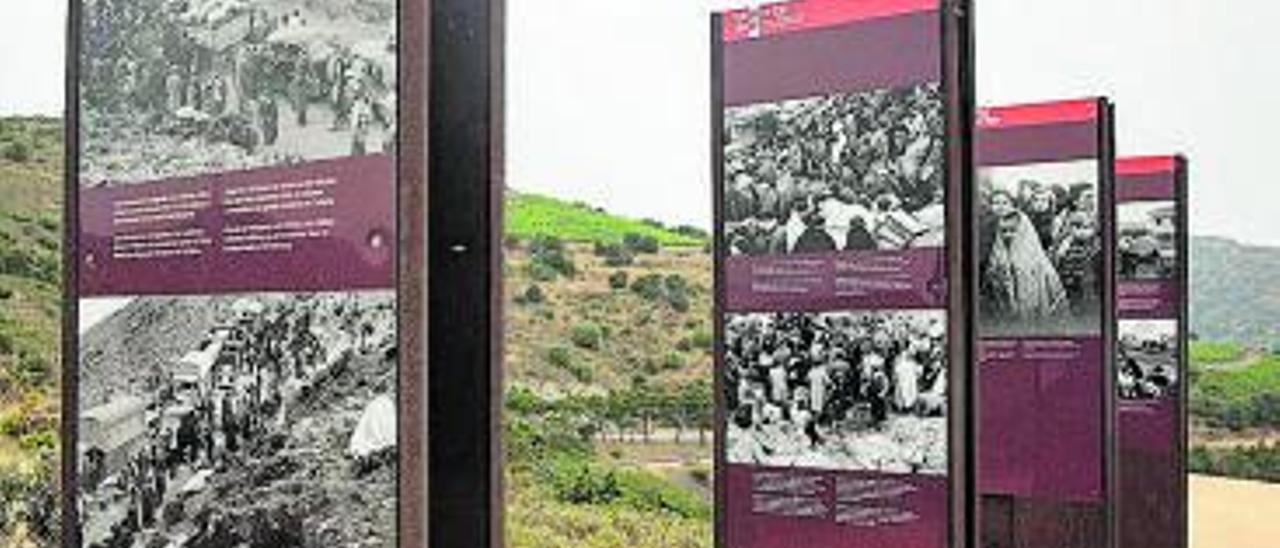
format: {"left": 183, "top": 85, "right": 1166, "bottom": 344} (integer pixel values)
{"left": 977, "top": 98, "right": 1100, "bottom": 129}
{"left": 721, "top": 0, "right": 938, "bottom": 42}
{"left": 1116, "top": 156, "right": 1178, "bottom": 176}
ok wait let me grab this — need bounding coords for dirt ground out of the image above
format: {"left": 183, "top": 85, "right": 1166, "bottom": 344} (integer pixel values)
{"left": 1191, "top": 474, "right": 1280, "bottom": 548}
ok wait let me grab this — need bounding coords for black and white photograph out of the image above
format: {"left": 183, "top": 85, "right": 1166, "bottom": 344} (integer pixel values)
{"left": 1118, "top": 200, "right": 1177, "bottom": 281}
{"left": 76, "top": 291, "right": 397, "bottom": 547}
{"left": 722, "top": 83, "right": 945, "bottom": 257}
{"left": 79, "top": 0, "right": 397, "bottom": 187}
{"left": 1117, "top": 319, "right": 1179, "bottom": 401}
{"left": 978, "top": 160, "right": 1102, "bottom": 336}
{"left": 724, "top": 310, "right": 948, "bottom": 475}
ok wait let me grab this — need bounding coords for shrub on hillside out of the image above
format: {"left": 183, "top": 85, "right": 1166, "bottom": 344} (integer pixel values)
{"left": 515, "top": 284, "right": 545, "bottom": 305}
{"left": 623, "top": 233, "right": 660, "bottom": 254}
{"left": 628, "top": 273, "right": 692, "bottom": 312}
{"left": 690, "top": 327, "right": 713, "bottom": 352}
{"left": 547, "top": 346, "right": 593, "bottom": 383}
{"left": 672, "top": 225, "right": 710, "bottom": 241}
{"left": 661, "top": 352, "right": 686, "bottom": 371}
{"left": 630, "top": 274, "right": 664, "bottom": 301}
{"left": 608, "top": 271, "right": 629, "bottom": 291}
{"left": 548, "top": 346, "right": 573, "bottom": 369}
{"left": 2, "top": 139, "right": 32, "bottom": 163}
{"left": 528, "top": 236, "right": 576, "bottom": 280}
{"left": 593, "top": 241, "right": 634, "bottom": 267}
{"left": 664, "top": 274, "right": 691, "bottom": 313}
{"left": 570, "top": 322, "right": 604, "bottom": 351}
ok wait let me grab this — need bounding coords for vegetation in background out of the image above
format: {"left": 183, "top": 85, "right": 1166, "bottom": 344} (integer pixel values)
{"left": 1191, "top": 341, "right": 1247, "bottom": 365}
{"left": 504, "top": 196, "right": 714, "bottom": 547}
{"left": 1190, "top": 443, "right": 1280, "bottom": 483}
{"left": 1191, "top": 350, "right": 1280, "bottom": 432}
{"left": 0, "top": 117, "right": 62, "bottom": 547}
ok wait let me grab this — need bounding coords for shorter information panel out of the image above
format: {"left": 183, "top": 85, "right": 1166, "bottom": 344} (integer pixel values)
{"left": 713, "top": 1, "right": 972, "bottom": 547}
{"left": 1115, "top": 156, "right": 1188, "bottom": 548}
{"left": 976, "top": 99, "right": 1115, "bottom": 548}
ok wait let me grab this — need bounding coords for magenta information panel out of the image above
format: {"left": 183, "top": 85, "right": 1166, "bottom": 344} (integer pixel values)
{"left": 713, "top": 1, "right": 971, "bottom": 546}
{"left": 1115, "top": 156, "right": 1188, "bottom": 548}
{"left": 976, "top": 99, "right": 1116, "bottom": 548}
{"left": 68, "top": 1, "right": 402, "bottom": 545}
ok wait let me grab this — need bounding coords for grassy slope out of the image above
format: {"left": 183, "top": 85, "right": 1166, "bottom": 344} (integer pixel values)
{"left": 0, "top": 117, "right": 62, "bottom": 545}
{"left": 504, "top": 244, "right": 712, "bottom": 393}
{"left": 503, "top": 197, "right": 714, "bottom": 547}
{"left": 0, "top": 117, "right": 62, "bottom": 427}
{"left": 1192, "top": 341, "right": 1247, "bottom": 365}
{"left": 506, "top": 192, "right": 706, "bottom": 248}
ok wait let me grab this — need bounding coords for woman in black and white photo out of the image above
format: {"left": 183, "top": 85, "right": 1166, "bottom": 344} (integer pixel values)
{"left": 979, "top": 160, "right": 1102, "bottom": 335}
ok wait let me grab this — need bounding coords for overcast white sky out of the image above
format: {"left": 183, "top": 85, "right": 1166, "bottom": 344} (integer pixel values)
{"left": 3, "top": 0, "right": 1278, "bottom": 245}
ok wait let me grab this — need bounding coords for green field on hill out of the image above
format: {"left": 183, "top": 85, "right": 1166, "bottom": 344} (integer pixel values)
{"left": 506, "top": 192, "right": 707, "bottom": 248}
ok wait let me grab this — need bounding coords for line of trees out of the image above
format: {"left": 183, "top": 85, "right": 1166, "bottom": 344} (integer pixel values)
{"left": 1190, "top": 443, "right": 1280, "bottom": 484}
{"left": 506, "top": 378, "right": 715, "bottom": 449}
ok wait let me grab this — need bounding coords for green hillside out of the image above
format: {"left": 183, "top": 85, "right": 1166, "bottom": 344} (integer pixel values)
{"left": 502, "top": 207, "right": 714, "bottom": 547}
{"left": 506, "top": 192, "right": 707, "bottom": 248}
{"left": 0, "top": 117, "right": 62, "bottom": 546}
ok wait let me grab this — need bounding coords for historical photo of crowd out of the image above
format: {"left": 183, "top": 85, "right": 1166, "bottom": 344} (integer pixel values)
{"left": 77, "top": 291, "right": 398, "bottom": 547}
{"left": 723, "top": 83, "right": 946, "bottom": 257}
{"left": 1117, "top": 320, "right": 1179, "bottom": 402}
{"left": 978, "top": 160, "right": 1102, "bottom": 336}
{"left": 1118, "top": 201, "right": 1177, "bottom": 280}
{"left": 80, "top": 0, "right": 397, "bottom": 187}
{"left": 724, "top": 310, "right": 948, "bottom": 475}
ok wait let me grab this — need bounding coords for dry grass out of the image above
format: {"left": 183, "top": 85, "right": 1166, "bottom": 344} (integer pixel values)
{"left": 504, "top": 243, "right": 713, "bottom": 393}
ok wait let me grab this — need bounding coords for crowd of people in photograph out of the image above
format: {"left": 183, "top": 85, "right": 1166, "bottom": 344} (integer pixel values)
{"left": 723, "top": 84, "right": 946, "bottom": 257}
{"left": 725, "top": 311, "right": 947, "bottom": 473}
{"left": 80, "top": 297, "right": 390, "bottom": 547}
{"left": 82, "top": 0, "right": 396, "bottom": 185}
{"left": 979, "top": 176, "right": 1102, "bottom": 327}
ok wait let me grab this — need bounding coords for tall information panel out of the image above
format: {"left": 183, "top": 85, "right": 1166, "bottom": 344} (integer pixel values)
{"left": 976, "top": 99, "right": 1116, "bottom": 548}
{"left": 1114, "top": 156, "right": 1188, "bottom": 548}
{"left": 712, "top": 1, "right": 974, "bottom": 546}
{"left": 63, "top": 1, "right": 427, "bottom": 546}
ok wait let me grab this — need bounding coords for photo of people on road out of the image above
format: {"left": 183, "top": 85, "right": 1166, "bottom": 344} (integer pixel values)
{"left": 723, "top": 83, "right": 945, "bottom": 257}
{"left": 76, "top": 291, "right": 397, "bottom": 547}
{"left": 724, "top": 310, "right": 948, "bottom": 475}
{"left": 1118, "top": 320, "right": 1179, "bottom": 401}
{"left": 79, "top": 0, "right": 397, "bottom": 187}
{"left": 978, "top": 159, "right": 1102, "bottom": 336}
{"left": 1118, "top": 200, "right": 1177, "bottom": 281}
